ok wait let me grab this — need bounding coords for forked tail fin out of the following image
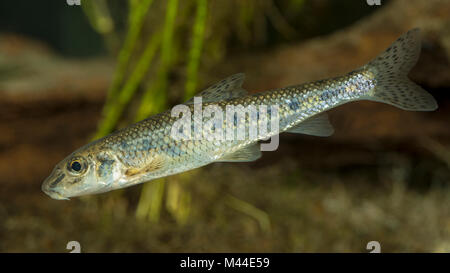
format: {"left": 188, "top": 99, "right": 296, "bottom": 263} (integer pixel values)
{"left": 364, "top": 28, "right": 438, "bottom": 111}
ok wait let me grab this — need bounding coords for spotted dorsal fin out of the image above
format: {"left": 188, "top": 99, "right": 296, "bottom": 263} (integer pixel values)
{"left": 185, "top": 73, "right": 247, "bottom": 104}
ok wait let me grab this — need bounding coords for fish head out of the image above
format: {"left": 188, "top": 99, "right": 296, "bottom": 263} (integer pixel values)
{"left": 42, "top": 146, "right": 121, "bottom": 200}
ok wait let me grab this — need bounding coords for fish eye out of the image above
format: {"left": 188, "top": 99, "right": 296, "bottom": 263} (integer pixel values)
{"left": 71, "top": 161, "right": 82, "bottom": 172}
{"left": 67, "top": 157, "right": 86, "bottom": 175}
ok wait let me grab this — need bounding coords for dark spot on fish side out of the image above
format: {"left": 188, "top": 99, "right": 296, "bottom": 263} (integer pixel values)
{"left": 320, "top": 92, "right": 327, "bottom": 100}
{"left": 289, "top": 100, "right": 300, "bottom": 110}
{"left": 120, "top": 141, "right": 128, "bottom": 150}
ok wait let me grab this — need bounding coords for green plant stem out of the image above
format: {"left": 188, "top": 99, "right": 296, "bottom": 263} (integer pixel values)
{"left": 135, "top": 178, "right": 165, "bottom": 222}
{"left": 184, "top": 0, "right": 208, "bottom": 100}
{"left": 93, "top": 32, "right": 162, "bottom": 139}
{"left": 226, "top": 194, "right": 272, "bottom": 234}
{"left": 106, "top": 0, "right": 154, "bottom": 103}
{"left": 135, "top": 0, "right": 179, "bottom": 121}
{"left": 81, "top": 0, "right": 117, "bottom": 53}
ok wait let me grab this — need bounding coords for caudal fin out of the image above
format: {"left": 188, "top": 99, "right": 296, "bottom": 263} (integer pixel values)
{"left": 364, "top": 28, "right": 438, "bottom": 111}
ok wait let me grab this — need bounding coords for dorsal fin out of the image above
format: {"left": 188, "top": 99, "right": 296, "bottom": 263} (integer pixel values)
{"left": 185, "top": 73, "right": 247, "bottom": 104}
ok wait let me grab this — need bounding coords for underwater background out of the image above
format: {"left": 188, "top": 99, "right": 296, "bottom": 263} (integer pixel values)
{"left": 0, "top": 0, "right": 449, "bottom": 252}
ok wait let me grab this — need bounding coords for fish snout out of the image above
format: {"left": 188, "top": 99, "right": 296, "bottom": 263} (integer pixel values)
{"left": 41, "top": 168, "right": 70, "bottom": 200}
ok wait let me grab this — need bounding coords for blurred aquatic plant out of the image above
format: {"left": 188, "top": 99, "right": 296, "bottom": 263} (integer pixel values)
{"left": 226, "top": 194, "right": 272, "bottom": 234}
{"left": 93, "top": 0, "right": 158, "bottom": 139}
{"left": 81, "top": 0, "right": 118, "bottom": 53}
{"left": 135, "top": 0, "right": 179, "bottom": 120}
{"left": 420, "top": 137, "right": 450, "bottom": 169}
{"left": 83, "top": 0, "right": 305, "bottom": 225}
{"left": 184, "top": 0, "right": 208, "bottom": 100}
{"left": 135, "top": 178, "right": 165, "bottom": 222}
{"left": 105, "top": 0, "right": 154, "bottom": 102}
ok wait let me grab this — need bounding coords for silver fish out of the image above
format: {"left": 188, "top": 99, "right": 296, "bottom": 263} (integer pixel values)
{"left": 42, "top": 29, "right": 437, "bottom": 200}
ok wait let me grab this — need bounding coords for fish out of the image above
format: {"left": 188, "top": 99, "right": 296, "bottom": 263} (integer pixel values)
{"left": 42, "top": 28, "right": 437, "bottom": 200}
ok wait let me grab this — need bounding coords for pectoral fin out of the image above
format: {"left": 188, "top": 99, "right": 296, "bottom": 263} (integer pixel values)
{"left": 125, "top": 155, "right": 165, "bottom": 177}
{"left": 287, "top": 113, "right": 334, "bottom": 137}
{"left": 216, "top": 144, "right": 262, "bottom": 162}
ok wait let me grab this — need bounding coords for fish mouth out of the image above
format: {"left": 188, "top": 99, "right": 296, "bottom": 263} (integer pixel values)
{"left": 43, "top": 188, "right": 70, "bottom": 200}
{"left": 41, "top": 172, "right": 70, "bottom": 200}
